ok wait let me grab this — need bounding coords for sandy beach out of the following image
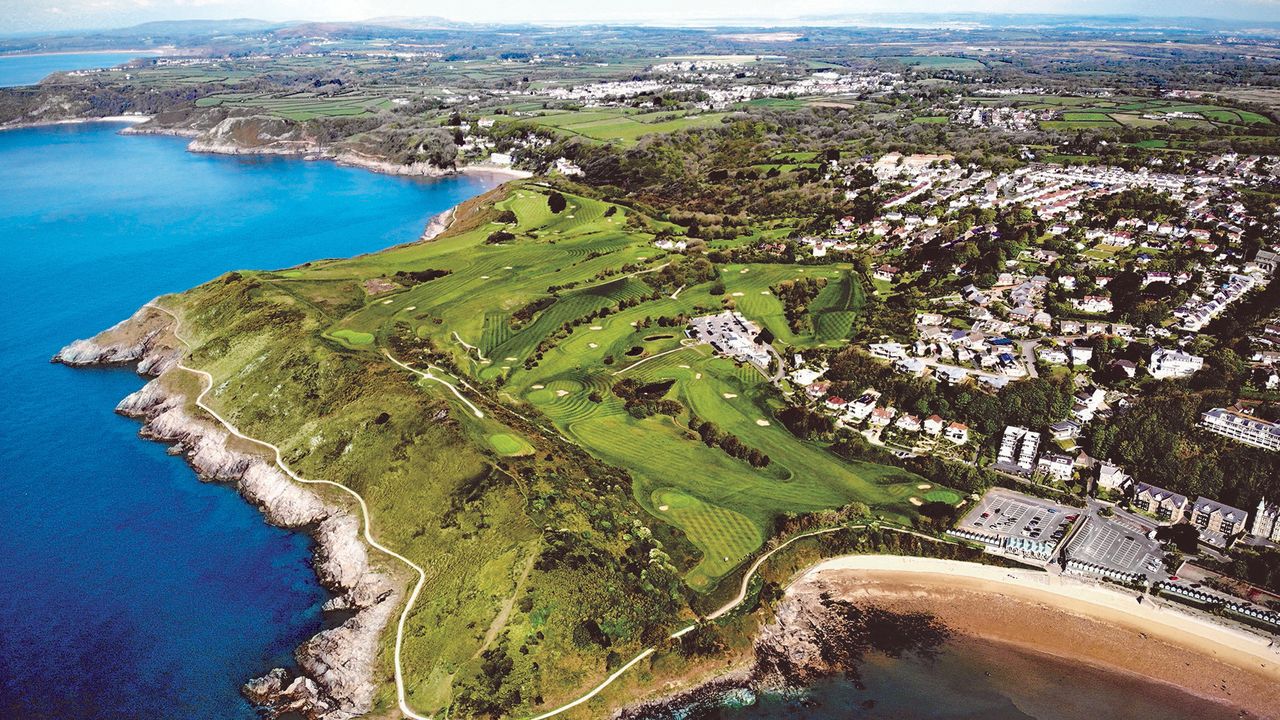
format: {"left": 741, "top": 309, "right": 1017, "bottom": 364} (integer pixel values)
{"left": 797, "top": 555, "right": 1280, "bottom": 717}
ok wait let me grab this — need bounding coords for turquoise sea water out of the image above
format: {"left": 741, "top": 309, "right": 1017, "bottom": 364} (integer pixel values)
{"left": 0, "top": 122, "right": 494, "bottom": 718}
{"left": 0, "top": 52, "right": 155, "bottom": 87}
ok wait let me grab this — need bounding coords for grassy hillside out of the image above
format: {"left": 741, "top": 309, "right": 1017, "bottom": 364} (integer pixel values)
{"left": 163, "top": 180, "right": 931, "bottom": 716}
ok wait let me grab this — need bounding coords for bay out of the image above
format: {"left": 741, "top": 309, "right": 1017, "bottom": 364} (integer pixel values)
{"left": 0, "top": 122, "right": 495, "bottom": 718}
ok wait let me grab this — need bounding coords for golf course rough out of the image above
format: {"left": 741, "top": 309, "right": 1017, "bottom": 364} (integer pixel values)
{"left": 253, "top": 182, "right": 935, "bottom": 592}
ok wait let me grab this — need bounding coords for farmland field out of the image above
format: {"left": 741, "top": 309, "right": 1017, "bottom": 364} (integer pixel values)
{"left": 489, "top": 108, "right": 731, "bottom": 145}
{"left": 881, "top": 55, "right": 985, "bottom": 70}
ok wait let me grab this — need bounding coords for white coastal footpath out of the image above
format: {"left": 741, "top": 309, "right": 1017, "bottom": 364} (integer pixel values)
{"left": 54, "top": 302, "right": 419, "bottom": 720}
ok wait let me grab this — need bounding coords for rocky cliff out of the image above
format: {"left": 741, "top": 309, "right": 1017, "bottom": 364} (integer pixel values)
{"left": 615, "top": 574, "right": 951, "bottom": 719}
{"left": 54, "top": 304, "right": 399, "bottom": 720}
{"left": 186, "top": 115, "right": 323, "bottom": 156}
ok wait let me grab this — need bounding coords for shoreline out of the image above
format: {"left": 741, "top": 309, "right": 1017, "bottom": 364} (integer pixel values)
{"left": 0, "top": 114, "right": 153, "bottom": 131}
{"left": 619, "top": 554, "right": 1280, "bottom": 720}
{"left": 53, "top": 305, "right": 400, "bottom": 720}
{"left": 805, "top": 555, "right": 1280, "bottom": 672}
{"left": 0, "top": 49, "right": 168, "bottom": 58}
{"left": 1, "top": 112, "right": 534, "bottom": 183}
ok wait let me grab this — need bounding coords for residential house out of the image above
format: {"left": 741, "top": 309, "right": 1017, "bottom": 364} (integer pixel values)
{"left": 874, "top": 264, "right": 901, "bottom": 282}
{"left": 1191, "top": 497, "right": 1250, "bottom": 542}
{"left": 805, "top": 381, "right": 831, "bottom": 400}
{"left": 1133, "top": 482, "right": 1189, "bottom": 522}
{"left": 895, "top": 413, "right": 922, "bottom": 433}
{"left": 869, "top": 406, "right": 896, "bottom": 428}
{"left": 1036, "top": 453, "right": 1075, "bottom": 482}
{"left": 1038, "top": 347, "right": 1070, "bottom": 365}
{"left": 1149, "top": 348, "right": 1204, "bottom": 380}
{"left": 1096, "top": 462, "right": 1132, "bottom": 492}
{"left": 1049, "top": 420, "right": 1081, "bottom": 441}
{"left": 945, "top": 422, "right": 970, "bottom": 445}
{"left": 923, "top": 415, "right": 945, "bottom": 436}
{"left": 1071, "top": 295, "right": 1114, "bottom": 314}
{"left": 1251, "top": 498, "right": 1280, "bottom": 543}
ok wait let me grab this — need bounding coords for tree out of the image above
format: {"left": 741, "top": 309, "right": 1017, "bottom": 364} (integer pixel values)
{"left": 548, "top": 191, "right": 568, "bottom": 213}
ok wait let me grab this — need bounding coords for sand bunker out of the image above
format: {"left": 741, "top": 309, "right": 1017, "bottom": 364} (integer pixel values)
{"left": 405, "top": 306, "right": 416, "bottom": 311}
{"left": 756, "top": 419, "right": 770, "bottom": 426}
{"left": 555, "top": 390, "right": 570, "bottom": 397}
{"left": 382, "top": 299, "right": 393, "bottom": 305}
{"left": 530, "top": 384, "right": 545, "bottom": 390}
{"left": 908, "top": 497, "right": 924, "bottom": 506}
{"left": 658, "top": 505, "right": 669, "bottom": 512}
{"left": 917, "top": 483, "right": 932, "bottom": 490}
{"left": 731, "top": 292, "right": 744, "bottom": 297}
{"left": 722, "top": 393, "right": 738, "bottom": 399}
{"left": 588, "top": 342, "right": 598, "bottom": 348}
{"left": 590, "top": 325, "right": 603, "bottom": 330}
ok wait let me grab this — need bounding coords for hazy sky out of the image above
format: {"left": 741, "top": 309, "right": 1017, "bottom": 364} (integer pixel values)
{"left": 3, "top": 0, "right": 1279, "bottom": 33}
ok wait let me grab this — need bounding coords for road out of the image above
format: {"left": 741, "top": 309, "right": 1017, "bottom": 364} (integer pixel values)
{"left": 1018, "top": 339, "right": 1041, "bottom": 379}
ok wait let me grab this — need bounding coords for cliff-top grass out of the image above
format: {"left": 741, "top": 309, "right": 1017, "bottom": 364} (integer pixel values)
{"left": 162, "top": 179, "right": 932, "bottom": 716}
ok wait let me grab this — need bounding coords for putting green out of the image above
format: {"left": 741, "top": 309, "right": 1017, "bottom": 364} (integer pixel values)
{"left": 330, "top": 329, "right": 374, "bottom": 345}
{"left": 924, "top": 489, "right": 963, "bottom": 506}
{"left": 488, "top": 433, "right": 534, "bottom": 456}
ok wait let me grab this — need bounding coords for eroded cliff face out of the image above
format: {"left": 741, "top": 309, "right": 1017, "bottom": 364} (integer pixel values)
{"left": 615, "top": 575, "right": 952, "bottom": 720}
{"left": 54, "top": 305, "right": 399, "bottom": 720}
{"left": 186, "top": 115, "right": 323, "bottom": 156}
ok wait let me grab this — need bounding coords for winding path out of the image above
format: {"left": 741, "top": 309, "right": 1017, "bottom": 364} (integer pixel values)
{"left": 145, "top": 302, "right": 433, "bottom": 720}
{"left": 383, "top": 351, "right": 486, "bottom": 419}
{"left": 529, "top": 522, "right": 953, "bottom": 719}
{"left": 143, "top": 300, "right": 951, "bottom": 720}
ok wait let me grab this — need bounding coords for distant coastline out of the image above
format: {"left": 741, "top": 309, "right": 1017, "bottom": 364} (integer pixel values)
{"left": 0, "top": 49, "right": 167, "bottom": 58}
{"left": 0, "top": 114, "right": 152, "bottom": 131}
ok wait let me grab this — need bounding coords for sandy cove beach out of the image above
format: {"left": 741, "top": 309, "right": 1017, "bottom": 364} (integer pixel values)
{"left": 798, "top": 555, "right": 1280, "bottom": 717}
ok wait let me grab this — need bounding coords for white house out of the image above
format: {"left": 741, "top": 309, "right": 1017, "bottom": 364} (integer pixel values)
{"left": 1096, "top": 461, "right": 1132, "bottom": 492}
{"left": 923, "top": 415, "right": 945, "bottom": 435}
{"left": 1149, "top": 347, "right": 1204, "bottom": 380}
{"left": 945, "top": 422, "right": 970, "bottom": 444}
{"left": 1036, "top": 453, "right": 1075, "bottom": 482}
{"left": 1071, "top": 295, "right": 1114, "bottom": 314}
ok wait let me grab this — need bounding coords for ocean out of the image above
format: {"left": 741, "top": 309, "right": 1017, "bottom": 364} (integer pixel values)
{"left": 0, "top": 52, "right": 156, "bottom": 87}
{"left": 0, "top": 121, "right": 494, "bottom": 718}
{"left": 685, "top": 635, "right": 1247, "bottom": 720}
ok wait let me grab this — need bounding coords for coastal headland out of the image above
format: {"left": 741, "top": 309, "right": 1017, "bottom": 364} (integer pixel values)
{"left": 54, "top": 304, "right": 401, "bottom": 720}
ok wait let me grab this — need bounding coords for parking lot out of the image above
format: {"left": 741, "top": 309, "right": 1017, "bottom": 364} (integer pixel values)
{"left": 1065, "top": 515, "right": 1165, "bottom": 578}
{"left": 959, "top": 488, "right": 1080, "bottom": 548}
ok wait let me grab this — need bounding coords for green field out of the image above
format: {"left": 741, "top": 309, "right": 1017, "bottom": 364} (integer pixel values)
{"left": 488, "top": 433, "right": 534, "bottom": 456}
{"left": 971, "top": 94, "right": 1274, "bottom": 133}
{"left": 195, "top": 90, "right": 398, "bottom": 120}
{"left": 271, "top": 182, "right": 925, "bottom": 592}
{"left": 490, "top": 108, "right": 730, "bottom": 145}
{"left": 882, "top": 55, "right": 985, "bottom": 70}
{"left": 329, "top": 328, "right": 375, "bottom": 345}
